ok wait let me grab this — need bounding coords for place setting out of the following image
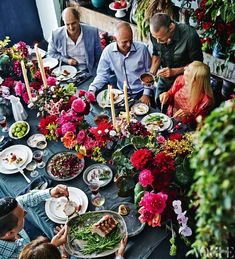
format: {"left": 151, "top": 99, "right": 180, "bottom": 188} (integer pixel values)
{"left": 52, "top": 65, "right": 77, "bottom": 81}
{"left": 45, "top": 186, "right": 88, "bottom": 224}
{"left": 0, "top": 144, "right": 33, "bottom": 182}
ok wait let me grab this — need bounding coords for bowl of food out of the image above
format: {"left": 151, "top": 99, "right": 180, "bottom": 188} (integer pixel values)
{"left": 46, "top": 152, "right": 85, "bottom": 181}
{"left": 131, "top": 102, "right": 149, "bottom": 116}
{"left": 9, "top": 121, "right": 30, "bottom": 139}
{"left": 140, "top": 72, "right": 155, "bottom": 86}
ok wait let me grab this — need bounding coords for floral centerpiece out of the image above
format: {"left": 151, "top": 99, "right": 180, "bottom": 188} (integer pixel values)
{"left": 0, "top": 37, "right": 29, "bottom": 79}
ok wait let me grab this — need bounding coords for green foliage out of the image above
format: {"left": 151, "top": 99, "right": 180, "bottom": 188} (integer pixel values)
{"left": 189, "top": 100, "right": 235, "bottom": 259}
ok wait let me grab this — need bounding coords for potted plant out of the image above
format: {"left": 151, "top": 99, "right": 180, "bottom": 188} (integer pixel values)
{"left": 188, "top": 99, "right": 235, "bottom": 258}
{"left": 191, "top": 0, "right": 235, "bottom": 64}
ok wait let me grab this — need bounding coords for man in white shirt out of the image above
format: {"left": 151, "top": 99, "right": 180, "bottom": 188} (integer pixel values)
{"left": 48, "top": 6, "right": 102, "bottom": 76}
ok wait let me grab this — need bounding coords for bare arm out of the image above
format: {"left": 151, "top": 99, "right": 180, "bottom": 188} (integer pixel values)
{"left": 150, "top": 55, "right": 161, "bottom": 75}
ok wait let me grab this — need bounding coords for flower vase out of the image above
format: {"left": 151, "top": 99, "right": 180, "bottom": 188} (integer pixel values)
{"left": 179, "top": 8, "right": 190, "bottom": 25}
{"left": 212, "top": 42, "right": 226, "bottom": 59}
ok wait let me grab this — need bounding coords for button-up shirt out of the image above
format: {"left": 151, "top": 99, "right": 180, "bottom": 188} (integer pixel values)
{"left": 0, "top": 189, "right": 51, "bottom": 259}
{"left": 89, "top": 42, "right": 152, "bottom": 96}
{"left": 66, "top": 29, "right": 87, "bottom": 71}
{"left": 151, "top": 23, "right": 203, "bottom": 91}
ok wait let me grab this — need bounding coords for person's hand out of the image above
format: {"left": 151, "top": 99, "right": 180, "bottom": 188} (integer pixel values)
{"left": 50, "top": 185, "right": 69, "bottom": 198}
{"left": 51, "top": 225, "right": 68, "bottom": 247}
{"left": 116, "top": 236, "right": 128, "bottom": 257}
{"left": 173, "top": 109, "right": 190, "bottom": 118}
{"left": 139, "top": 95, "right": 151, "bottom": 106}
{"left": 68, "top": 58, "right": 78, "bottom": 66}
{"left": 157, "top": 67, "right": 174, "bottom": 78}
{"left": 159, "top": 92, "right": 169, "bottom": 105}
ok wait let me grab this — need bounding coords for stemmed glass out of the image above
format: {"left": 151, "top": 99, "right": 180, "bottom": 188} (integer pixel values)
{"left": 26, "top": 160, "right": 39, "bottom": 178}
{"left": 36, "top": 140, "right": 49, "bottom": 156}
{"left": 0, "top": 115, "right": 9, "bottom": 132}
{"left": 89, "top": 179, "right": 105, "bottom": 211}
{"left": 33, "top": 150, "right": 45, "bottom": 169}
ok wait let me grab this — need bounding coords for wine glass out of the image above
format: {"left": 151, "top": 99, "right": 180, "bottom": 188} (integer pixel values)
{"left": 26, "top": 160, "right": 39, "bottom": 178}
{"left": 89, "top": 180, "right": 105, "bottom": 211}
{"left": 36, "top": 140, "right": 49, "bottom": 156}
{"left": 33, "top": 150, "right": 45, "bottom": 169}
{"left": 0, "top": 115, "right": 9, "bottom": 132}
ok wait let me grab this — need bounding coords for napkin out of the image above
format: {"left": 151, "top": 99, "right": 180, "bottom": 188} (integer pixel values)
{"left": 17, "top": 175, "right": 52, "bottom": 195}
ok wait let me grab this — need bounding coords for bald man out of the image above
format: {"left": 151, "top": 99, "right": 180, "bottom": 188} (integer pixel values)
{"left": 47, "top": 7, "right": 102, "bottom": 76}
{"left": 89, "top": 22, "right": 153, "bottom": 105}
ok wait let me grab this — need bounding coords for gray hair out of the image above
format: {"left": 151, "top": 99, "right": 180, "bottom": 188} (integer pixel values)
{"left": 114, "top": 21, "right": 132, "bottom": 37}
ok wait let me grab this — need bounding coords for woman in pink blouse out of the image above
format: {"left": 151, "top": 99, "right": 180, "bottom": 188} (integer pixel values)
{"left": 159, "top": 61, "right": 214, "bottom": 124}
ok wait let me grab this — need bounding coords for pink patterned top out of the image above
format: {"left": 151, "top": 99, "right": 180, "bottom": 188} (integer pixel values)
{"left": 166, "top": 75, "right": 214, "bottom": 124}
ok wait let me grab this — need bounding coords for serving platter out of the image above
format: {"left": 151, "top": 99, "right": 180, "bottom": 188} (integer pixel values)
{"left": 46, "top": 152, "right": 85, "bottom": 181}
{"left": 65, "top": 211, "right": 127, "bottom": 258}
{"left": 111, "top": 202, "right": 145, "bottom": 237}
{"left": 141, "top": 112, "right": 172, "bottom": 132}
{"left": 131, "top": 102, "right": 149, "bottom": 116}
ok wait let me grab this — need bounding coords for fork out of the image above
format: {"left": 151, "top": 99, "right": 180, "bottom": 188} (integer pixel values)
{"left": 16, "top": 164, "right": 31, "bottom": 183}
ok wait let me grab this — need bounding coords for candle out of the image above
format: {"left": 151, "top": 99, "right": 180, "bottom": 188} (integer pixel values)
{"left": 108, "top": 85, "right": 117, "bottom": 130}
{"left": 20, "top": 60, "right": 32, "bottom": 102}
{"left": 123, "top": 81, "right": 130, "bottom": 124}
{"left": 34, "top": 44, "right": 48, "bottom": 88}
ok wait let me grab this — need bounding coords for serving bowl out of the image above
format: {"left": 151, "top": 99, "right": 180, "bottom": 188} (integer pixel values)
{"left": 9, "top": 121, "right": 30, "bottom": 139}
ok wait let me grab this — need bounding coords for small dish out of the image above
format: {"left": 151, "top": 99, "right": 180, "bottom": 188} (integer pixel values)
{"left": 9, "top": 121, "right": 30, "bottom": 139}
{"left": 110, "top": 202, "right": 145, "bottom": 237}
{"left": 131, "top": 103, "right": 149, "bottom": 116}
{"left": 140, "top": 72, "right": 155, "bottom": 86}
{"left": 83, "top": 164, "right": 113, "bottom": 187}
{"left": 27, "top": 134, "right": 46, "bottom": 148}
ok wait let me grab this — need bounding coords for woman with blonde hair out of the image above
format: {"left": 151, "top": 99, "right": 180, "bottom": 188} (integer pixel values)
{"left": 160, "top": 61, "right": 214, "bottom": 124}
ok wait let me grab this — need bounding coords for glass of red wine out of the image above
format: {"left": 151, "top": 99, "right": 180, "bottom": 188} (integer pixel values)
{"left": 0, "top": 115, "right": 9, "bottom": 132}
{"left": 33, "top": 150, "right": 45, "bottom": 169}
{"left": 89, "top": 179, "right": 105, "bottom": 211}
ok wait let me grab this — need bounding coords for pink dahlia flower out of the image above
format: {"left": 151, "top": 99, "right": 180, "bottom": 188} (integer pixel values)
{"left": 139, "top": 169, "right": 154, "bottom": 187}
{"left": 72, "top": 98, "right": 86, "bottom": 113}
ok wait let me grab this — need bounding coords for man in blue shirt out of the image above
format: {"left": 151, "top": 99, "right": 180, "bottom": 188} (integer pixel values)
{"left": 89, "top": 22, "right": 153, "bottom": 105}
{"left": 0, "top": 185, "right": 69, "bottom": 259}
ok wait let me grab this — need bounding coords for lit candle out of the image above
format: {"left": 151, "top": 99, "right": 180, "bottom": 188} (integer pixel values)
{"left": 108, "top": 85, "right": 117, "bottom": 130}
{"left": 34, "top": 44, "right": 48, "bottom": 88}
{"left": 123, "top": 81, "right": 130, "bottom": 124}
{"left": 20, "top": 60, "right": 32, "bottom": 102}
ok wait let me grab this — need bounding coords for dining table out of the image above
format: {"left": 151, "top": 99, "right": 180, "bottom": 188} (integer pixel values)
{"left": 0, "top": 77, "right": 188, "bottom": 259}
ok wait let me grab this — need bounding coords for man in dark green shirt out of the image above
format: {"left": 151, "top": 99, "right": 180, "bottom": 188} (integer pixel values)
{"left": 149, "top": 13, "right": 203, "bottom": 103}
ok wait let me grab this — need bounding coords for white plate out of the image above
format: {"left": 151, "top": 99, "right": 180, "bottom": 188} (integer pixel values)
{"left": 0, "top": 147, "right": 27, "bottom": 170}
{"left": 97, "top": 89, "right": 124, "bottom": 108}
{"left": 45, "top": 187, "right": 88, "bottom": 224}
{"left": 0, "top": 145, "right": 33, "bottom": 174}
{"left": 52, "top": 65, "right": 77, "bottom": 81}
{"left": 83, "top": 164, "right": 113, "bottom": 187}
{"left": 27, "top": 134, "right": 46, "bottom": 148}
{"left": 142, "top": 112, "right": 172, "bottom": 131}
{"left": 131, "top": 103, "right": 149, "bottom": 116}
{"left": 42, "top": 57, "right": 58, "bottom": 69}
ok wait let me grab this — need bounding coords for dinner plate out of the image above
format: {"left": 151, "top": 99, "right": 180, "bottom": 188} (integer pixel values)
{"left": 0, "top": 146, "right": 27, "bottom": 170}
{"left": 45, "top": 187, "right": 88, "bottom": 224}
{"left": 131, "top": 102, "right": 149, "bottom": 116}
{"left": 110, "top": 202, "right": 145, "bottom": 237}
{"left": 83, "top": 164, "right": 113, "bottom": 187}
{"left": 65, "top": 210, "right": 127, "bottom": 258}
{"left": 27, "top": 134, "right": 46, "bottom": 148}
{"left": 142, "top": 112, "right": 172, "bottom": 132}
{"left": 46, "top": 152, "right": 85, "bottom": 181}
{"left": 0, "top": 145, "right": 33, "bottom": 174}
{"left": 97, "top": 89, "right": 124, "bottom": 108}
{"left": 42, "top": 57, "right": 58, "bottom": 69}
{"left": 52, "top": 65, "right": 77, "bottom": 81}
